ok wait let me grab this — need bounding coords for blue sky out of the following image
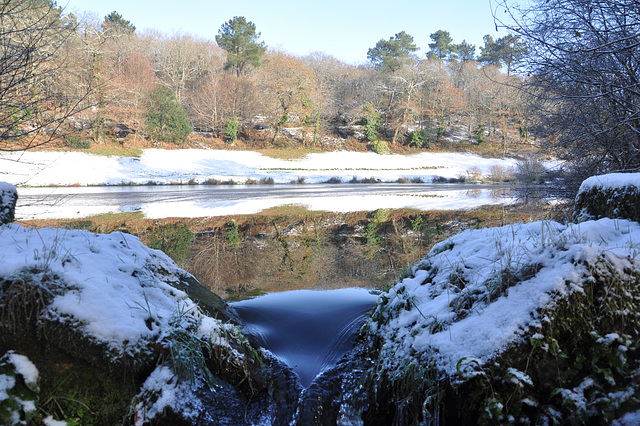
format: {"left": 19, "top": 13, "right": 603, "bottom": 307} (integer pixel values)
{"left": 61, "top": 0, "right": 505, "bottom": 64}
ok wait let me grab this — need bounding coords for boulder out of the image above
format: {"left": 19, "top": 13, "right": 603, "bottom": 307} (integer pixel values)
{"left": 0, "top": 182, "right": 17, "bottom": 224}
{"left": 574, "top": 172, "right": 640, "bottom": 223}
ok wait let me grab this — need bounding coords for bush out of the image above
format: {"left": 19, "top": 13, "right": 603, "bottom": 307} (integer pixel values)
{"left": 145, "top": 223, "right": 194, "bottom": 265}
{"left": 225, "top": 221, "right": 240, "bottom": 248}
{"left": 371, "top": 139, "right": 390, "bottom": 155}
{"left": 516, "top": 157, "right": 547, "bottom": 184}
{"left": 145, "top": 86, "right": 192, "bottom": 144}
{"left": 408, "top": 130, "right": 424, "bottom": 148}
{"left": 371, "top": 208, "right": 390, "bottom": 224}
{"left": 65, "top": 135, "right": 91, "bottom": 149}
{"left": 361, "top": 103, "right": 381, "bottom": 142}
{"left": 487, "top": 163, "right": 516, "bottom": 182}
{"left": 224, "top": 117, "right": 239, "bottom": 145}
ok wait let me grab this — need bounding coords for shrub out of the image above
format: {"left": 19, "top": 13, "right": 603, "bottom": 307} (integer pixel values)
{"left": 516, "top": 157, "right": 547, "bottom": 184}
{"left": 465, "top": 167, "right": 483, "bottom": 182}
{"left": 487, "top": 164, "right": 516, "bottom": 182}
{"left": 473, "top": 124, "right": 487, "bottom": 143}
{"left": 371, "top": 139, "right": 390, "bottom": 155}
{"left": 408, "top": 130, "right": 424, "bottom": 148}
{"left": 225, "top": 221, "right": 240, "bottom": 248}
{"left": 224, "top": 117, "right": 239, "bottom": 145}
{"left": 371, "top": 208, "right": 390, "bottom": 223}
{"left": 145, "top": 86, "right": 192, "bottom": 144}
{"left": 361, "top": 103, "right": 381, "bottom": 142}
{"left": 145, "top": 223, "right": 194, "bottom": 265}
{"left": 65, "top": 135, "right": 91, "bottom": 149}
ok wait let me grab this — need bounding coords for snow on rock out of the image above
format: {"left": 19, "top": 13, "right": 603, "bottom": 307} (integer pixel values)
{"left": 0, "top": 182, "right": 17, "bottom": 224}
{"left": 366, "top": 217, "right": 640, "bottom": 422}
{"left": 133, "top": 365, "right": 204, "bottom": 425}
{"left": 0, "top": 223, "right": 227, "bottom": 362}
{"left": 0, "top": 351, "right": 39, "bottom": 425}
{"left": 574, "top": 172, "right": 640, "bottom": 223}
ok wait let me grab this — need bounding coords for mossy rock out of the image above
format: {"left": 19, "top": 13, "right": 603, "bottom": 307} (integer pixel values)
{"left": 0, "top": 183, "right": 18, "bottom": 224}
{"left": 361, "top": 254, "right": 640, "bottom": 425}
{"left": 574, "top": 174, "right": 640, "bottom": 223}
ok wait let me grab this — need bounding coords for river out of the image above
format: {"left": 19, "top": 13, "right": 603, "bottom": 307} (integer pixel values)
{"left": 232, "top": 288, "right": 378, "bottom": 388}
{"left": 15, "top": 183, "right": 512, "bottom": 220}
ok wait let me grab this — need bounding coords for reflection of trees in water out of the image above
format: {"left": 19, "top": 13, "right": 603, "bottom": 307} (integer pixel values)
{"left": 489, "top": 187, "right": 515, "bottom": 201}
{"left": 514, "top": 185, "right": 572, "bottom": 206}
{"left": 465, "top": 189, "right": 482, "bottom": 199}
{"left": 511, "top": 185, "right": 576, "bottom": 222}
{"left": 463, "top": 187, "right": 515, "bottom": 201}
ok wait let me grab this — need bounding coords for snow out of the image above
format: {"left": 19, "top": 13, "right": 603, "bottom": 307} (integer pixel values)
{"left": 133, "top": 365, "right": 204, "bottom": 425}
{"left": 0, "top": 223, "right": 226, "bottom": 358}
{"left": 613, "top": 409, "right": 640, "bottom": 426}
{"left": 0, "top": 149, "right": 519, "bottom": 186}
{"left": 6, "top": 352, "right": 39, "bottom": 390}
{"left": 578, "top": 172, "right": 640, "bottom": 193}
{"left": 370, "top": 217, "right": 640, "bottom": 375}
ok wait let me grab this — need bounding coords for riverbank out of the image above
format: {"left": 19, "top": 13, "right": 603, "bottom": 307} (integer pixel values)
{"left": 1, "top": 149, "right": 525, "bottom": 187}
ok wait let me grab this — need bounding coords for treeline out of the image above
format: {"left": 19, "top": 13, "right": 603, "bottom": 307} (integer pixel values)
{"left": 1, "top": 0, "right": 534, "bottom": 152}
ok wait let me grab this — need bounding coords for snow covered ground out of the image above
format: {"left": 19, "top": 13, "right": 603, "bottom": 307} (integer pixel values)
{"left": 1, "top": 149, "right": 519, "bottom": 186}
{"left": 2, "top": 149, "right": 524, "bottom": 219}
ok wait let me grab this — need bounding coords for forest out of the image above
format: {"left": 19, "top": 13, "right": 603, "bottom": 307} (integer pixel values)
{"left": 2, "top": 0, "right": 640, "bottom": 186}
{"left": 0, "top": 1, "right": 534, "bottom": 157}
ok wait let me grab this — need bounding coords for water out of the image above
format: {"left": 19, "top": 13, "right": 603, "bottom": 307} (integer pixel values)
{"left": 232, "top": 288, "right": 378, "bottom": 388}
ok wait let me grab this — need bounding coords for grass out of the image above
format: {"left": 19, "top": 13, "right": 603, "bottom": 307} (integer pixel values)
{"left": 255, "top": 148, "right": 323, "bottom": 160}
{"left": 255, "top": 204, "right": 327, "bottom": 216}
{"left": 85, "top": 146, "right": 143, "bottom": 158}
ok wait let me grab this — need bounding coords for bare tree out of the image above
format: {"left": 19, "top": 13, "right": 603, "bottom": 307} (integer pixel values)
{"left": 0, "top": 0, "right": 91, "bottom": 151}
{"left": 493, "top": 0, "right": 640, "bottom": 181}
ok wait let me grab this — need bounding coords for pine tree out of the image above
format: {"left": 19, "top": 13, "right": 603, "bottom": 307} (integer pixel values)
{"left": 215, "top": 17, "right": 267, "bottom": 77}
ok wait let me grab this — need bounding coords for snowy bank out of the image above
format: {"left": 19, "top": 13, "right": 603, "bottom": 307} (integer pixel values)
{"left": 574, "top": 172, "right": 640, "bottom": 223}
{"left": 363, "top": 217, "right": 640, "bottom": 423}
{"left": 0, "top": 223, "right": 298, "bottom": 424}
{"left": 0, "top": 149, "right": 520, "bottom": 186}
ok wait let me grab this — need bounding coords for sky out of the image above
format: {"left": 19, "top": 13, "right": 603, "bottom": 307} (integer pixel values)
{"left": 60, "top": 0, "right": 505, "bottom": 65}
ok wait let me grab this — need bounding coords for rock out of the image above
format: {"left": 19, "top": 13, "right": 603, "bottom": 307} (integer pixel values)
{"left": 358, "top": 217, "right": 640, "bottom": 424}
{"left": 0, "top": 225, "right": 300, "bottom": 425}
{"left": 0, "top": 182, "right": 17, "bottom": 224}
{"left": 574, "top": 172, "right": 640, "bottom": 223}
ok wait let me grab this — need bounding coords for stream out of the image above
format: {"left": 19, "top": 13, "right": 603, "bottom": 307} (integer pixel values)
{"left": 232, "top": 288, "right": 378, "bottom": 388}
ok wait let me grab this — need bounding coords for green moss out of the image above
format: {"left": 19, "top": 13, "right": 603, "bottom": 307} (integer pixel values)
{"left": 364, "top": 253, "right": 640, "bottom": 424}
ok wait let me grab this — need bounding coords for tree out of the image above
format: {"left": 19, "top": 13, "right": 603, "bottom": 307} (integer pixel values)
{"left": 367, "top": 31, "right": 418, "bottom": 73}
{"left": 151, "top": 34, "right": 221, "bottom": 103}
{"left": 259, "top": 51, "right": 317, "bottom": 143}
{"left": 0, "top": 0, "right": 91, "bottom": 151}
{"left": 215, "top": 16, "right": 266, "bottom": 77}
{"left": 478, "top": 34, "right": 526, "bottom": 75}
{"left": 102, "top": 11, "right": 135, "bottom": 35}
{"left": 456, "top": 40, "right": 476, "bottom": 62}
{"left": 427, "top": 30, "right": 457, "bottom": 60}
{"left": 493, "top": 0, "right": 640, "bottom": 182}
{"left": 145, "top": 85, "right": 192, "bottom": 143}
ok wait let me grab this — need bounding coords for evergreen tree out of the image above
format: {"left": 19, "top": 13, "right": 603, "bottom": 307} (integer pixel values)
{"left": 456, "top": 40, "right": 476, "bottom": 62}
{"left": 216, "top": 16, "right": 267, "bottom": 77}
{"left": 367, "top": 31, "right": 418, "bottom": 72}
{"left": 427, "top": 30, "right": 457, "bottom": 60}
{"left": 102, "top": 11, "right": 135, "bottom": 34}
{"left": 145, "top": 86, "right": 192, "bottom": 144}
{"left": 479, "top": 34, "right": 526, "bottom": 75}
